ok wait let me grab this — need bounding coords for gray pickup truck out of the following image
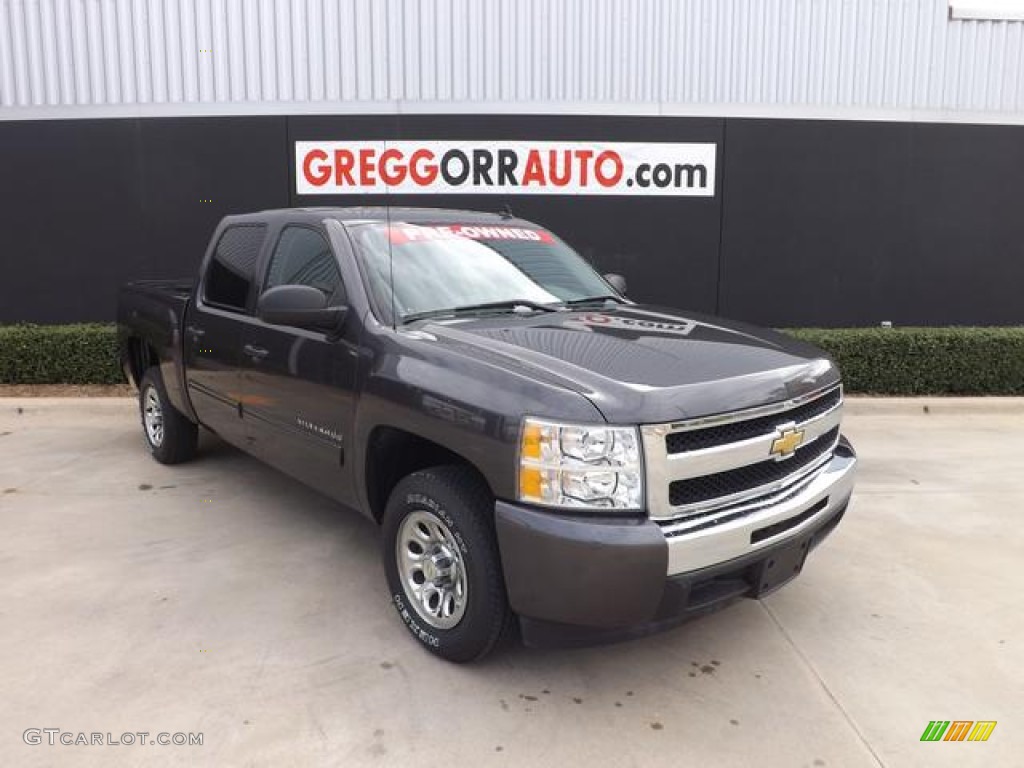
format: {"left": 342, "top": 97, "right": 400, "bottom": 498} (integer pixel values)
{"left": 117, "top": 207, "right": 857, "bottom": 662}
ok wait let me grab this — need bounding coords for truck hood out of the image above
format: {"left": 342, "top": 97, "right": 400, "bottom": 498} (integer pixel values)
{"left": 414, "top": 305, "right": 840, "bottom": 424}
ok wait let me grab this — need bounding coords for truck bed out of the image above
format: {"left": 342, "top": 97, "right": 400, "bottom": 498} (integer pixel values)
{"left": 116, "top": 279, "right": 196, "bottom": 417}
{"left": 120, "top": 279, "right": 194, "bottom": 304}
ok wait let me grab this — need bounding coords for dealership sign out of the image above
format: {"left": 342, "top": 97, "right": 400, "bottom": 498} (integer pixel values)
{"left": 296, "top": 141, "right": 716, "bottom": 196}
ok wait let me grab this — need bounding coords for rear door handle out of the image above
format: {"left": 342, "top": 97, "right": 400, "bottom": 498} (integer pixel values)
{"left": 243, "top": 344, "right": 269, "bottom": 361}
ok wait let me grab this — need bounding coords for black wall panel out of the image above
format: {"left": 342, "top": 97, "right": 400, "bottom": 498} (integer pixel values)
{"left": 0, "top": 119, "right": 141, "bottom": 323}
{"left": 1, "top": 114, "right": 1022, "bottom": 326}
{"left": 0, "top": 117, "right": 288, "bottom": 323}
{"left": 719, "top": 119, "right": 1024, "bottom": 326}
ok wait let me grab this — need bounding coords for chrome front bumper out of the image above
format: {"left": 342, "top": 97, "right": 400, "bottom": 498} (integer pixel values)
{"left": 664, "top": 441, "right": 857, "bottom": 576}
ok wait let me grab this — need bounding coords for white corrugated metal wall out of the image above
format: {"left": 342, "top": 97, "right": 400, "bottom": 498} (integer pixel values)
{"left": 0, "top": 0, "right": 1022, "bottom": 119}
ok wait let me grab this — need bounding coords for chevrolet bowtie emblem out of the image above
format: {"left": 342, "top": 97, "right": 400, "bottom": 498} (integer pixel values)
{"left": 770, "top": 426, "right": 805, "bottom": 459}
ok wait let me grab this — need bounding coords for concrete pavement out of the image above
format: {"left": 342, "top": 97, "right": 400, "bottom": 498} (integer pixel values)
{"left": 0, "top": 397, "right": 1020, "bottom": 767}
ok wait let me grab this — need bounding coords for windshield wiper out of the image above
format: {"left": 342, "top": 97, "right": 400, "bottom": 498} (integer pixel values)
{"left": 563, "top": 295, "right": 626, "bottom": 307}
{"left": 402, "top": 300, "right": 560, "bottom": 324}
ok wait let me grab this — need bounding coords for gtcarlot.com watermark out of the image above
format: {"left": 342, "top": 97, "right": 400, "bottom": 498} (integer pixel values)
{"left": 23, "top": 729, "right": 203, "bottom": 747}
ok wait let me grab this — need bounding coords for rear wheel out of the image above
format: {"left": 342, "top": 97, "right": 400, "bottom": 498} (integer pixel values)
{"left": 138, "top": 367, "right": 198, "bottom": 465}
{"left": 382, "top": 466, "right": 510, "bottom": 662}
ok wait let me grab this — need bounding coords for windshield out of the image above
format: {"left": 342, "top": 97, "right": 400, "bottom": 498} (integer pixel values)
{"left": 349, "top": 222, "right": 617, "bottom": 323}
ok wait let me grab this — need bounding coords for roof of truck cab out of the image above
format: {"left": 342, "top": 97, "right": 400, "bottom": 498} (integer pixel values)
{"left": 219, "top": 207, "right": 541, "bottom": 229}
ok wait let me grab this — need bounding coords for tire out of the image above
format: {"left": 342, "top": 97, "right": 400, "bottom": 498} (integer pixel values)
{"left": 382, "top": 465, "right": 511, "bottom": 662}
{"left": 138, "top": 367, "right": 199, "bottom": 465}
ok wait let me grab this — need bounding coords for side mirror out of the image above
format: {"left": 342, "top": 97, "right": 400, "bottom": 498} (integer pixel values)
{"left": 604, "top": 273, "right": 628, "bottom": 295}
{"left": 258, "top": 285, "right": 347, "bottom": 331}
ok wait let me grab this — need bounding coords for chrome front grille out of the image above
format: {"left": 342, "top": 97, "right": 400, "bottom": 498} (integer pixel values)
{"left": 667, "top": 426, "right": 839, "bottom": 506}
{"left": 641, "top": 384, "right": 844, "bottom": 525}
{"left": 664, "top": 387, "right": 842, "bottom": 454}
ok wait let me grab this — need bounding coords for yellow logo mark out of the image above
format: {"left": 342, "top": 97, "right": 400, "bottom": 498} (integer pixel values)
{"left": 967, "top": 721, "right": 997, "bottom": 742}
{"left": 770, "top": 427, "right": 805, "bottom": 458}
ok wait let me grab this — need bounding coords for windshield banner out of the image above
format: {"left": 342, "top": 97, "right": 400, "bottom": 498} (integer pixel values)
{"left": 296, "top": 141, "right": 716, "bottom": 197}
{"left": 387, "top": 225, "right": 554, "bottom": 244}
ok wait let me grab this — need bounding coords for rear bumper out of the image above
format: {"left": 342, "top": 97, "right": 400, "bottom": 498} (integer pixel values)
{"left": 494, "top": 437, "right": 856, "bottom": 648}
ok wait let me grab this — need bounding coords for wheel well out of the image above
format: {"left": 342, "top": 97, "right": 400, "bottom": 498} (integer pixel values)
{"left": 365, "top": 427, "right": 491, "bottom": 523}
{"left": 125, "top": 338, "right": 159, "bottom": 387}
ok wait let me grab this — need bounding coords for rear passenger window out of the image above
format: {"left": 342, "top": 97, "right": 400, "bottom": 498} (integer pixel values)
{"left": 203, "top": 225, "right": 267, "bottom": 311}
{"left": 265, "top": 226, "right": 346, "bottom": 306}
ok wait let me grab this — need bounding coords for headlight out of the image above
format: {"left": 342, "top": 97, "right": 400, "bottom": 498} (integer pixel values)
{"left": 517, "top": 418, "right": 644, "bottom": 511}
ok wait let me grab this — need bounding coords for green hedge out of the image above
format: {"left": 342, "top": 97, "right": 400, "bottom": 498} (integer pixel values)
{"left": 784, "top": 327, "right": 1024, "bottom": 395}
{"left": 0, "top": 324, "right": 122, "bottom": 385}
{"left": 1, "top": 323, "right": 1023, "bottom": 394}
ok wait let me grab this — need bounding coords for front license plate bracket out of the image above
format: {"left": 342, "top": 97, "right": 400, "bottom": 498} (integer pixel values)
{"left": 753, "top": 535, "right": 811, "bottom": 596}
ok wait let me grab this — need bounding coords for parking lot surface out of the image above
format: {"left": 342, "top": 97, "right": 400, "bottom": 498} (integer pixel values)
{"left": 0, "top": 397, "right": 1020, "bottom": 767}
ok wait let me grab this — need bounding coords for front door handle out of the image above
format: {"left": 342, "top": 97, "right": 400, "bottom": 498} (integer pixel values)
{"left": 186, "top": 325, "right": 206, "bottom": 338}
{"left": 243, "top": 344, "right": 269, "bottom": 361}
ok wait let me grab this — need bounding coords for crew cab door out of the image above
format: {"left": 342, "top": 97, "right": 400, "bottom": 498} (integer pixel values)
{"left": 184, "top": 223, "right": 268, "bottom": 448}
{"left": 240, "top": 224, "right": 360, "bottom": 507}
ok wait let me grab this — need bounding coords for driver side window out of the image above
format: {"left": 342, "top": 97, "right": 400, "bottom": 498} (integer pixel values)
{"left": 265, "top": 226, "right": 346, "bottom": 306}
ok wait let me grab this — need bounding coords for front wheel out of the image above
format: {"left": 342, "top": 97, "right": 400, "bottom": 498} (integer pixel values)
{"left": 382, "top": 466, "right": 510, "bottom": 662}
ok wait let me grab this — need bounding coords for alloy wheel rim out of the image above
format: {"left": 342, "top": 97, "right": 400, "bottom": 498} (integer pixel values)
{"left": 143, "top": 386, "right": 164, "bottom": 447}
{"left": 396, "top": 509, "right": 468, "bottom": 630}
